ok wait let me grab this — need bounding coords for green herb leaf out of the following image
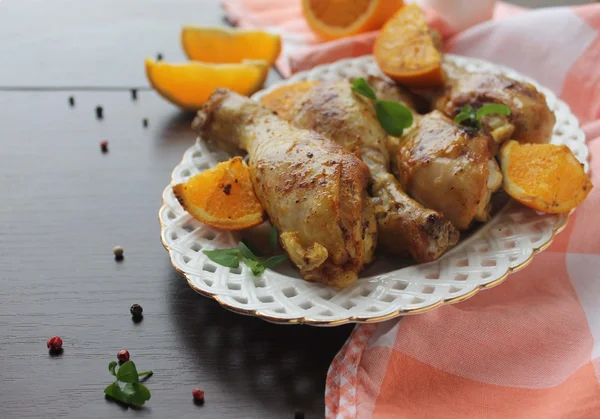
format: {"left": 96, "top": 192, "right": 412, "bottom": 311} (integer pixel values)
{"left": 242, "top": 257, "right": 265, "bottom": 276}
{"left": 351, "top": 77, "right": 377, "bottom": 100}
{"left": 238, "top": 241, "right": 258, "bottom": 261}
{"left": 203, "top": 249, "right": 240, "bottom": 269}
{"left": 268, "top": 225, "right": 279, "bottom": 251}
{"left": 116, "top": 361, "right": 139, "bottom": 383}
{"left": 125, "top": 382, "right": 151, "bottom": 407}
{"left": 263, "top": 255, "right": 288, "bottom": 270}
{"left": 122, "top": 382, "right": 136, "bottom": 398}
{"left": 476, "top": 103, "right": 511, "bottom": 119}
{"left": 105, "top": 359, "right": 153, "bottom": 408}
{"left": 241, "top": 239, "right": 262, "bottom": 257}
{"left": 108, "top": 361, "right": 118, "bottom": 376}
{"left": 104, "top": 382, "right": 129, "bottom": 405}
{"left": 375, "top": 100, "right": 413, "bottom": 136}
{"left": 454, "top": 104, "right": 476, "bottom": 125}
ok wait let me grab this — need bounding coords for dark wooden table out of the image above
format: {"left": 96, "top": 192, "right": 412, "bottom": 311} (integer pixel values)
{"left": 0, "top": 1, "right": 352, "bottom": 418}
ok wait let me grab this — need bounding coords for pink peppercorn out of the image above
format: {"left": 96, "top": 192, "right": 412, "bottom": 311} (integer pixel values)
{"left": 117, "top": 349, "right": 130, "bottom": 363}
{"left": 192, "top": 387, "right": 204, "bottom": 402}
{"left": 47, "top": 336, "right": 63, "bottom": 352}
{"left": 100, "top": 140, "right": 109, "bottom": 153}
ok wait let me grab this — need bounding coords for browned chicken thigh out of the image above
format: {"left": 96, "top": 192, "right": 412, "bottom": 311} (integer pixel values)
{"left": 434, "top": 62, "right": 555, "bottom": 145}
{"left": 290, "top": 80, "right": 458, "bottom": 262}
{"left": 393, "top": 111, "right": 503, "bottom": 230}
{"left": 194, "top": 89, "right": 376, "bottom": 287}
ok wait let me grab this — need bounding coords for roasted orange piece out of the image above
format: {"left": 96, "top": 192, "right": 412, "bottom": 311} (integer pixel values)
{"left": 259, "top": 81, "right": 319, "bottom": 120}
{"left": 374, "top": 4, "right": 444, "bottom": 88}
{"left": 145, "top": 59, "right": 268, "bottom": 110}
{"left": 499, "top": 140, "right": 592, "bottom": 214}
{"left": 302, "top": 0, "right": 404, "bottom": 40}
{"left": 181, "top": 27, "right": 281, "bottom": 67}
{"left": 173, "top": 157, "right": 267, "bottom": 230}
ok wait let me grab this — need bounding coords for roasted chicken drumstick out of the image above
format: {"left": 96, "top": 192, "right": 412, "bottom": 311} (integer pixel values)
{"left": 290, "top": 80, "right": 458, "bottom": 262}
{"left": 393, "top": 111, "right": 503, "bottom": 230}
{"left": 434, "top": 62, "right": 555, "bottom": 145}
{"left": 194, "top": 89, "right": 377, "bottom": 287}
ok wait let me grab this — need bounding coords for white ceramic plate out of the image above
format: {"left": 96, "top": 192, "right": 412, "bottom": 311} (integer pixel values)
{"left": 159, "top": 54, "right": 589, "bottom": 326}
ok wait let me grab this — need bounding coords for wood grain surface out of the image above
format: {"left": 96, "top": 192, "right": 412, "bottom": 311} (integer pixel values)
{"left": 0, "top": 89, "right": 353, "bottom": 418}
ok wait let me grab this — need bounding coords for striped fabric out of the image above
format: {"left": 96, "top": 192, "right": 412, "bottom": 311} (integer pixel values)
{"left": 221, "top": 1, "right": 600, "bottom": 417}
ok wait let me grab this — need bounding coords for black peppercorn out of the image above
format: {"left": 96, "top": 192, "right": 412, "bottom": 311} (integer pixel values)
{"left": 130, "top": 304, "right": 143, "bottom": 318}
{"left": 68, "top": 96, "right": 75, "bottom": 106}
{"left": 131, "top": 89, "right": 138, "bottom": 100}
{"left": 157, "top": 53, "right": 163, "bottom": 61}
{"left": 96, "top": 106, "right": 104, "bottom": 119}
{"left": 143, "top": 118, "right": 148, "bottom": 128}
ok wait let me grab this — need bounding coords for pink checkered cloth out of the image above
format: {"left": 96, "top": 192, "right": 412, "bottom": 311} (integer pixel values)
{"left": 221, "top": 1, "right": 600, "bottom": 417}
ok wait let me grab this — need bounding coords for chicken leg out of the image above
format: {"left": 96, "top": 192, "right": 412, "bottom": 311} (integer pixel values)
{"left": 193, "top": 89, "right": 377, "bottom": 287}
{"left": 394, "top": 111, "right": 503, "bottom": 230}
{"left": 289, "top": 80, "right": 458, "bottom": 262}
{"left": 434, "top": 62, "right": 555, "bottom": 146}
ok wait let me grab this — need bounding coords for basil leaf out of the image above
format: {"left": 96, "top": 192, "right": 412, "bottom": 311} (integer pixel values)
{"left": 203, "top": 249, "right": 240, "bottom": 269}
{"left": 268, "top": 226, "right": 279, "bottom": 251}
{"left": 122, "top": 382, "right": 136, "bottom": 398}
{"left": 375, "top": 100, "right": 413, "bottom": 136}
{"left": 238, "top": 241, "right": 258, "bottom": 261}
{"left": 104, "top": 382, "right": 129, "bottom": 404}
{"left": 476, "top": 103, "right": 511, "bottom": 119}
{"left": 241, "top": 240, "right": 262, "bottom": 257}
{"left": 122, "top": 382, "right": 151, "bottom": 407}
{"left": 454, "top": 104, "right": 476, "bottom": 125}
{"left": 263, "top": 255, "right": 288, "bottom": 270}
{"left": 108, "top": 361, "right": 118, "bottom": 376}
{"left": 128, "top": 382, "right": 151, "bottom": 406}
{"left": 116, "top": 361, "right": 139, "bottom": 383}
{"left": 242, "top": 257, "right": 265, "bottom": 276}
{"left": 351, "top": 77, "right": 377, "bottom": 100}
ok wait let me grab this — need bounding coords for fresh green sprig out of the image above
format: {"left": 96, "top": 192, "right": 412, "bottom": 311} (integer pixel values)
{"left": 454, "top": 103, "right": 511, "bottom": 129}
{"left": 351, "top": 78, "right": 413, "bottom": 136}
{"left": 203, "top": 240, "right": 288, "bottom": 276}
{"left": 105, "top": 360, "right": 153, "bottom": 407}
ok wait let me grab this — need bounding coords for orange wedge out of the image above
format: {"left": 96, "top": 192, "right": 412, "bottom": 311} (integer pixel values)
{"left": 374, "top": 4, "right": 444, "bottom": 88}
{"left": 302, "top": 0, "right": 404, "bottom": 40}
{"left": 181, "top": 26, "right": 281, "bottom": 67}
{"left": 259, "top": 81, "right": 319, "bottom": 120}
{"left": 145, "top": 59, "right": 268, "bottom": 110}
{"left": 499, "top": 140, "right": 592, "bottom": 214}
{"left": 173, "top": 157, "right": 267, "bottom": 230}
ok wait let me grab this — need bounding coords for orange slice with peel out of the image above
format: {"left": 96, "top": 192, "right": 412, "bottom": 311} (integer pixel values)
{"left": 260, "top": 81, "right": 319, "bottom": 120}
{"left": 302, "top": 0, "right": 404, "bottom": 40}
{"left": 145, "top": 59, "right": 268, "bottom": 110}
{"left": 374, "top": 4, "right": 444, "bottom": 88}
{"left": 173, "top": 157, "right": 267, "bottom": 230}
{"left": 499, "top": 140, "right": 592, "bottom": 214}
{"left": 181, "top": 26, "right": 281, "bottom": 67}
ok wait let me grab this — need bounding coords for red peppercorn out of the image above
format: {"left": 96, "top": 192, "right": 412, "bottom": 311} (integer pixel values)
{"left": 192, "top": 387, "right": 204, "bottom": 402}
{"left": 100, "top": 140, "right": 109, "bottom": 153}
{"left": 47, "top": 336, "right": 63, "bottom": 352}
{"left": 117, "top": 349, "right": 130, "bottom": 363}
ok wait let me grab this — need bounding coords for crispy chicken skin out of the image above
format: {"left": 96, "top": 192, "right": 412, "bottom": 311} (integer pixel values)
{"left": 394, "top": 111, "right": 503, "bottom": 230}
{"left": 290, "top": 80, "right": 458, "bottom": 262}
{"left": 193, "top": 89, "right": 376, "bottom": 287}
{"left": 435, "top": 62, "right": 556, "bottom": 145}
